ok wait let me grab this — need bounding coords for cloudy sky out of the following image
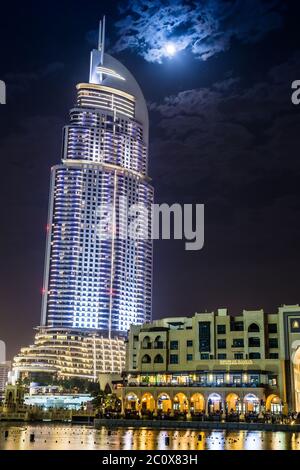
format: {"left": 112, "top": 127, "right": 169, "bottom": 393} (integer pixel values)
{"left": 0, "top": 0, "right": 300, "bottom": 358}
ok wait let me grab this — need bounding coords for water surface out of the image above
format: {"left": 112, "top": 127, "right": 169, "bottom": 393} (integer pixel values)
{"left": 0, "top": 423, "right": 300, "bottom": 450}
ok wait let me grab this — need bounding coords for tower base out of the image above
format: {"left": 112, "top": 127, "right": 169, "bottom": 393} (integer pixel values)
{"left": 13, "top": 327, "right": 126, "bottom": 382}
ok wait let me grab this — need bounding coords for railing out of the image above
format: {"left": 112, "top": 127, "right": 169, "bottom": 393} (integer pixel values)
{"left": 0, "top": 406, "right": 96, "bottom": 422}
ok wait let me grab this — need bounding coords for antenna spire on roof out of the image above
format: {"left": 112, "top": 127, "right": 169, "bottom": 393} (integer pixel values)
{"left": 98, "top": 15, "right": 106, "bottom": 65}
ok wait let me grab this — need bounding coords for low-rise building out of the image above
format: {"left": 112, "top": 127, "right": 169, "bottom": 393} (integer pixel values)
{"left": 24, "top": 393, "right": 93, "bottom": 410}
{"left": 120, "top": 305, "right": 300, "bottom": 416}
{"left": 13, "top": 328, "right": 126, "bottom": 380}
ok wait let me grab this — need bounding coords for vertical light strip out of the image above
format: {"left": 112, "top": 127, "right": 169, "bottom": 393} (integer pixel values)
{"left": 108, "top": 170, "right": 117, "bottom": 338}
{"left": 93, "top": 334, "right": 97, "bottom": 381}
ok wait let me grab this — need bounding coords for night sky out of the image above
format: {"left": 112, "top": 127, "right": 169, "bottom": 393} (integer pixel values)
{"left": 0, "top": 0, "right": 300, "bottom": 359}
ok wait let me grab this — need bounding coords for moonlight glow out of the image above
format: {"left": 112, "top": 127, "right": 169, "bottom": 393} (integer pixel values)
{"left": 165, "top": 42, "right": 176, "bottom": 56}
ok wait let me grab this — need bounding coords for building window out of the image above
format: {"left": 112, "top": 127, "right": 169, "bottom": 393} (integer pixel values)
{"left": 232, "top": 375, "right": 242, "bottom": 384}
{"left": 290, "top": 318, "right": 300, "bottom": 332}
{"left": 199, "top": 322, "right": 211, "bottom": 352}
{"left": 170, "top": 354, "right": 178, "bottom": 364}
{"left": 249, "top": 352, "right": 261, "bottom": 359}
{"left": 249, "top": 374, "right": 259, "bottom": 384}
{"left": 142, "top": 336, "right": 151, "bottom": 349}
{"left": 170, "top": 341, "right": 178, "bottom": 350}
{"left": 268, "top": 324, "right": 277, "bottom": 333}
{"left": 141, "top": 354, "right": 151, "bottom": 364}
{"left": 186, "top": 340, "right": 193, "bottom": 347}
{"left": 133, "top": 335, "right": 139, "bottom": 341}
{"left": 248, "top": 323, "right": 260, "bottom": 332}
{"left": 153, "top": 336, "right": 164, "bottom": 348}
{"left": 269, "top": 338, "right": 278, "bottom": 349}
{"left": 234, "top": 353, "right": 243, "bottom": 359}
{"left": 217, "top": 353, "right": 226, "bottom": 359}
{"left": 217, "top": 325, "right": 226, "bottom": 335}
{"left": 186, "top": 354, "right": 193, "bottom": 361}
{"left": 154, "top": 354, "right": 164, "bottom": 364}
{"left": 269, "top": 376, "right": 277, "bottom": 386}
{"left": 269, "top": 353, "right": 279, "bottom": 359}
{"left": 217, "top": 339, "right": 226, "bottom": 349}
{"left": 248, "top": 337, "right": 260, "bottom": 348}
{"left": 232, "top": 338, "right": 244, "bottom": 348}
{"left": 216, "top": 374, "right": 224, "bottom": 385}
{"left": 200, "top": 353, "right": 209, "bottom": 360}
{"left": 230, "top": 321, "right": 244, "bottom": 331}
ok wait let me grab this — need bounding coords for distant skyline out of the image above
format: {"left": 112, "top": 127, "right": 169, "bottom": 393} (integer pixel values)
{"left": 0, "top": 0, "right": 300, "bottom": 358}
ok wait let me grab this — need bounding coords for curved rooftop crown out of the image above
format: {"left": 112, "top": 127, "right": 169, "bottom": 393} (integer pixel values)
{"left": 88, "top": 17, "right": 149, "bottom": 143}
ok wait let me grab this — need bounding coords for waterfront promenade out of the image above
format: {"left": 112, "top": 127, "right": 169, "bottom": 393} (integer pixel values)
{"left": 94, "top": 417, "right": 300, "bottom": 432}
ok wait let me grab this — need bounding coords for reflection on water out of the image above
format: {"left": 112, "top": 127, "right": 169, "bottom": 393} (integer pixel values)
{"left": 0, "top": 423, "right": 300, "bottom": 450}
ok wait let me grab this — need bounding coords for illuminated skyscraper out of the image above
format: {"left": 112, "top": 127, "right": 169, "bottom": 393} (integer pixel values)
{"left": 13, "top": 18, "right": 153, "bottom": 379}
{"left": 42, "top": 17, "right": 153, "bottom": 335}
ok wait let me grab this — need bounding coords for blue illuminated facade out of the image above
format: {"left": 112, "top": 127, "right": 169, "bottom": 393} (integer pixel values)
{"left": 40, "top": 21, "right": 153, "bottom": 337}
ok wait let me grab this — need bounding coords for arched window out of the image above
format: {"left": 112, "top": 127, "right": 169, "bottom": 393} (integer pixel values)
{"left": 141, "top": 354, "right": 151, "bottom": 364}
{"left": 154, "top": 354, "right": 164, "bottom": 364}
{"left": 248, "top": 323, "right": 260, "bottom": 332}
{"left": 154, "top": 336, "right": 164, "bottom": 349}
{"left": 142, "top": 336, "right": 151, "bottom": 349}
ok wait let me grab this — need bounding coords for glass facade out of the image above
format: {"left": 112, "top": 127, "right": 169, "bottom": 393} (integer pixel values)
{"left": 40, "top": 52, "right": 153, "bottom": 337}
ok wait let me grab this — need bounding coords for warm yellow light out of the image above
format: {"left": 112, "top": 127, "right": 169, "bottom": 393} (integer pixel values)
{"left": 76, "top": 83, "right": 135, "bottom": 102}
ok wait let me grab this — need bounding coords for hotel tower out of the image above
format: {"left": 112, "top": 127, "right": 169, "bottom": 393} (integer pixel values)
{"left": 13, "top": 18, "right": 153, "bottom": 380}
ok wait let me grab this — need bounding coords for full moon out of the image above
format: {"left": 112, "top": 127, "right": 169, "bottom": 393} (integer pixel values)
{"left": 165, "top": 42, "right": 176, "bottom": 56}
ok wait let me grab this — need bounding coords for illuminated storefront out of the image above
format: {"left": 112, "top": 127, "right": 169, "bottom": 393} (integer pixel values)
{"left": 121, "top": 305, "right": 300, "bottom": 414}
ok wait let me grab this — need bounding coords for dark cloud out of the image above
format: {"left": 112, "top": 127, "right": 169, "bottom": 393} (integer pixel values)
{"left": 113, "top": 0, "right": 283, "bottom": 62}
{"left": 149, "top": 52, "right": 300, "bottom": 249}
